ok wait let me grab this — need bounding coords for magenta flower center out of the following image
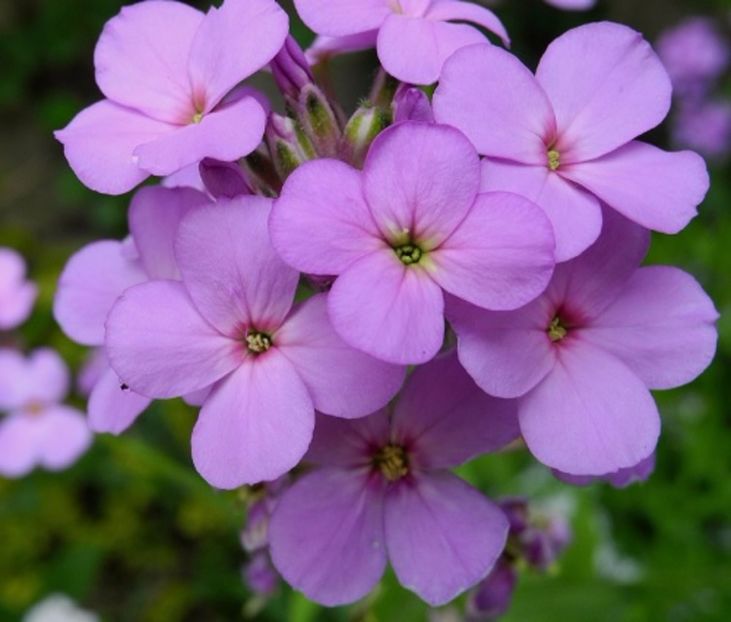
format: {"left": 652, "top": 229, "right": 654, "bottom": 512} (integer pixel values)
{"left": 246, "top": 330, "right": 273, "bottom": 354}
{"left": 547, "top": 316, "right": 568, "bottom": 342}
{"left": 373, "top": 444, "right": 410, "bottom": 481}
{"left": 547, "top": 149, "right": 561, "bottom": 171}
{"left": 394, "top": 243, "right": 424, "bottom": 266}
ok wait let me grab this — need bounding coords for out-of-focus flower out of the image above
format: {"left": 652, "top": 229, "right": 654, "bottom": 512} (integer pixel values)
{"left": 55, "top": 0, "right": 288, "bottom": 195}
{"left": 434, "top": 22, "right": 709, "bottom": 261}
{"left": 23, "top": 595, "right": 98, "bottom": 622}
{"left": 269, "top": 352, "right": 517, "bottom": 606}
{"left": 544, "top": 0, "right": 596, "bottom": 10}
{"left": 294, "top": 0, "right": 509, "bottom": 84}
{"left": 449, "top": 209, "right": 718, "bottom": 478}
{"left": 0, "top": 349, "right": 92, "bottom": 477}
{"left": 466, "top": 559, "right": 517, "bottom": 620}
{"left": 271, "top": 121, "right": 555, "bottom": 365}
{"left": 105, "top": 199, "right": 405, "bottom": 488}
{"left": 657, "top": 17, "right": 730, "bottom": 101}
{"left": 673, "top": 100, "right": 731, "bottom": 161}
{"left": 0, "top": 248, "right": 37, "bottom": 331}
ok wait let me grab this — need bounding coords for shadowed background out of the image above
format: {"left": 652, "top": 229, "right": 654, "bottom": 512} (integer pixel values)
{"left": 0, "top": 0, "right": 729, "bottom": 620}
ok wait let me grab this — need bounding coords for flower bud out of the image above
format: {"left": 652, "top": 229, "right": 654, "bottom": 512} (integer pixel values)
{"left": 297, "top": 84, "right": 342, "bottom": 157}
{"left": 466, "top": 559, "right": 517, "bottom": 621}
{"left": 341, "top": 103, "right": 392, "bottom": 167}
{"left": 271, "top": 35, "right": 315, "bottom": 100}
{"left": 265, "top": 114, "right": 315, "bottom": 179}
{"left": 199, "top": 158, "right": 252, "bottom": 199}
{"left": 393, "top": 85, "right": 434, "bottom": 124}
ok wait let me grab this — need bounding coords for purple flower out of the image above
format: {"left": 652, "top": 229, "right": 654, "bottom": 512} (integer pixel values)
{"left": 105, "top": 198, "right": 405, "bottom": 488}
{"left": 433, "top": 22, "right": 710, "bottom": 261}
{"left": 657, "top": 17, "right": 730, "bottom": 101}
{"left": 466, "top": 559, "right": 517, "bottom": 621}
{"left": 0, "top": 349, "right": 92, "bottom": 477}
{"left": 673, "top": 100, "right": 731, "bottom": 161}
{"left": 294, "top": 0, "right": 509, "bottom": 84}
{"left": 448, "top": 209, "right": 719, "bottom": 476}
{"left": 243, "top": 551, "right": 280, "bottom": 596}
{"left": 306, "top": 31, "right": 378, "bottom": 65}
{"left": 270, "top": 121, "right": 555, "bottom": 364}
{"left": 554, "top": 453, "right": 656, "bottom": 488}
{"left": 55, "top": 186, "right": 211, "bottom": 434}
{"left": 393, "top": 85, "right": 435, "bottom": 124}
{"left": 268, "top": 352, "right": 517, "bottom": 606}
{"left": 55, "top": 0, "right": 288, "bottom": 195}
{"left": 0, "top": 248, "right": 37, "bottom": 331}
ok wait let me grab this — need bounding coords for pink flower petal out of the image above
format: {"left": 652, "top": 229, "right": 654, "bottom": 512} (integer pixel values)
{"left": 88, "top": 367, "right": 151, "bottom": 435}
{"left": 276, "top": 294, "right": 405, "bottom": 419}
{"left": 536, "top": 22, "right": 672, "bottom": 162}
{"left": 94, "top": 1, "right": 204, "bottom": 123}
{"left": 0, "top": 349, "right": 27, "bottom": 411}
{"left": 448, "top": 296, "right": 556, "bottom": 399}
{"left": 270, "top": 159, "right": 382, "bottom": 275}
{"left": 480, "top": 159, "right": 602, "bottom": 262}
{"left": 25, "top": 349, "right": 70, "bottom": 405}
{"left": 305, "top": 410, "right": 391, "bottom": 467}
{"left": 385, "top": 472, "right": 508, "bottom": 606}
{"left": 329, "top": 252, "right": 445, "bottom": 365}
{"left": 128, "top": 186, "right": 211, "bottom": 280}
{"left": 0, "top": 414, "right": 39, "bottom": 477}
{"left": 133, "top": 95, "right": 267, "bottom": 177}
{"left": 433, "top": 44, "right": 556, "bottom": 165}
{"left": 0, "top": 281, "right": 37, "bottom": 331}
{"left": 176, "top": 198, "right": 298, "bottom": 337}
{"left": 430, "top": 192, "right": 555, "bottom": 311}
{"left": 582, "top": 267, "right": 718, "bottom": 390}
{"left": 392, "top": 352, "right": 519, "bottom": 469}
{"left": 377, "top": 14, "right": 486, "bottom": 85}
{"left": 561, "top": 141, "right": 709, "bottom": 234}
{"left": 55, "top": 100, "right": 171, "bottom": 195}
{"left": 519, "top": 341, "right": 660, "bottom": 476}
{"left": 36, "top": 406, "right": 93, "bottom": 471}
{"left": 293, "top": 0, "right": 390, "bottom": 37}
{"left": 544, "top": 0, "right": 596, "bottom": 9}
{"left": 426, "top": 1, "right": 510, "bottom": 47}
{"left": 269, "top": 468, "right": 387, "bottom": 606}
{"left": 105, "top": 280, "right": 241, "bottom": 398}
{"left": 54, "top": 240, "right": 147, "bottom": 346}
{"left": 306, "top": 31, "right": 378, "bottom": 64}
{"left": 363, "top": 123, "right": 480, "bottom": 248}
{"left": 188, "top": 0, "right": 289, "bottom": 111}
{"left": 554, "top": 453, "right": 655, "bottom": 488}
{"left": 191, "top": 352, "right": 314, "bottom": 488}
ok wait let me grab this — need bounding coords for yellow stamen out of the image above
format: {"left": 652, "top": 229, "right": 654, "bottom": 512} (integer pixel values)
{"left": 547, "top": 149, "right": 560, "bottom": 171}
{"left": 547, "top": 316, "right": 568, "bottom": 342}
{"left": 374, "top": 444, "right": 409, "bottom": 481}
{"left": 246, "top": 331, "right": 272, "bottom": 354}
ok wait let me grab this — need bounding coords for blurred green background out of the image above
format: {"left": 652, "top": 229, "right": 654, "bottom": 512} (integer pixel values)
{"left": 1, "top": 0, "right": 730, "bottom": 620}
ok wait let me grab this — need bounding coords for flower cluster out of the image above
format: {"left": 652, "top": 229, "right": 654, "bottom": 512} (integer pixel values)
{"left": 52, "top": 0, "right": 718, "bottom": 611}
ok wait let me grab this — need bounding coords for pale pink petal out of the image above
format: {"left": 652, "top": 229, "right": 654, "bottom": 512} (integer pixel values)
{"left": 0, "top": 248, "right": 26, "bottom": 290}
{"left": 426, "top": 1, "right": 510, "bottom": 47}
{"left": 54, "top": 240, "right": 147, "bottom": 346}
{"left": 377, "top": 14, "right": 486, "bottom": 85}
{"left": 269, "top": 468, "right": 387, "bottom": 606}
{"left": 88, "top": 367, "right": 151, "bottom": 435}
{"left": 37, "top": 406, "right": 93, "bottom": 471}
{"left": 392, "top": 352, "right": 519, "bottom": 469}
{"left": 276, "top": 294, "right": 405, "bottom": 419}
{"left": 128, "top": 186, "right": 210, "bottom": 280}
{"left": 561, "top": 141, "right": 709, "bottom": 234}
{"left": 306, "top": 31, "right": 379, "bottom": 64}
{"left": 0, "top": 414, "right": 39, "bottom": 477}
{"left": 191, "top": 352, "right": 314, "bottom": 488}
{"left": 305, "top": 410, "right": 391, "bottom": 467}
{"left": 199, "top": 158, "right": 252, "bottom": 199}
{"left": 480, "top": 159, "right": 602, "bottom": 262}
{"left": 270, "top": 159, "right": 382, "bottom": 275}
{"left": 430, "top": 192, "right": 555, "bottom": 311}
{"left": 176, "top": 198, "right": 298, "bottom": 337}
{"left": 582, "top": 267, "right": 718, "bottom": 390}
{"left": 329, "top": 252, "right": 445, "bottom": 365}
{"left": 0, "top": 349, "right": 28, "bottom": 410}
{"left": 105, "top": 281, "right": 242, "bottom": 399}
{"left": 188, "top": 0, "right": 289, "bottom": 111}
{"left": 0, "top": 281, "right": 37, "bottom": 330}
{"left": 545, "top": 0, "right": 596, "bottom": 9}
{"left": 385, "top": 472, "right": 508, "bottom": 606}
{"left": 55, "top": 100, "right": 171, "bottom": 195}
{"left": 94, "top": 1, "right": 204, "bottom": 123}
{"left": 448, "top": 296, "right": 556, "bottom": 399}
{"left": 133, "top": 95, "right": 267, "bottom": 177}
{"left": 519, "top": 341, "right": 660, "bottom": 476}
{"left": 293, "top": 0, "right": 390, "bottom": 37}
{"left": 162, "top": 163, "right": 207, "bottom": 193}
{"left": 25, "top": 349, "right": 70, "bottom": 405}
{"left": 363, "top": 122, "right": 480, "bottom": 247}
{"left": 433, "top": 44, "right": 556, "bottom": 164}
{"left": 548, "top": 207, "right": 650, "bottom": 321}
{"left": 536, "top": 22, "right": 672, "bottom": 162}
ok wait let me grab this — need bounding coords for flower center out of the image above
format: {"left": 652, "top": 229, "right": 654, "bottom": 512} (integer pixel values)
{"left": 547, "top": 316, "right": 568, "bottom": 342}
{"left": 373, "top": 444, "right": 409, "bottom": 481}
{"left": 25, "top": 401, "right": 45, "bottom": 416}
{"left": 246, "top": 330, "right": 273, "bottom": 354}
{"left": 547, "top": 149, "right": 560, "bottom": 171}
{"left": 394, "top": 243, "right": 423, "bottom": 266}
{"left": 192, "top": 112, "right": 204, "bottom": 124}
